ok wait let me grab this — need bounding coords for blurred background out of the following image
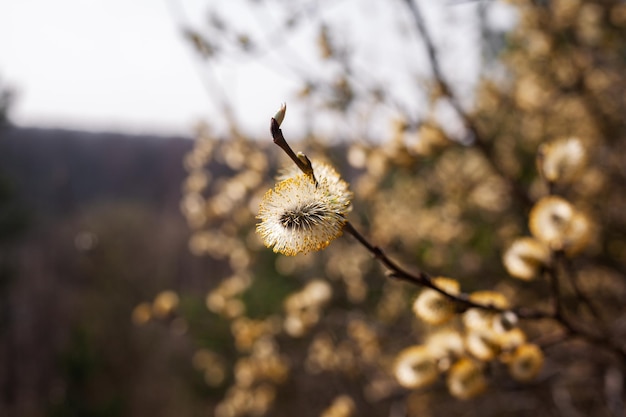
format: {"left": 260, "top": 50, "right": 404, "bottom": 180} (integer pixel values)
{"left": 2, "top": 0, "right": 626, "bottom": 416}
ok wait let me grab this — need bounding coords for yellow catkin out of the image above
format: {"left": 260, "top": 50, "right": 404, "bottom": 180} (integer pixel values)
{"left": 508, "top": 344, "right": 544, "bottom": 382}
{"left": 412, "top": 278, "right": 460, "bottom": 325}
{"left": 447, "top": 358, "right": 487, "bottom": 399}
{"left": 394, "top": 345, "right": 440, "bottom": 389}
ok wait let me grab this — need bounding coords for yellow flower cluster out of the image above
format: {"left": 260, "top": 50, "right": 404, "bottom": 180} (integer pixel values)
{"left": 319, "top": 395, "right": 356, "bottom": 417}
{"left": 205, "top": 274, "right": 252, "bottom": 319}
{"left": 214, "top": 384, "right": 277, "bottom": 417}
{"left": 504, "top": 140, "right": 593, "bottom": 280}
{"left": 132, "top": 290, "right": 187, "bottom": 335}
{"left": 231, "top": 316, "right": 281, "bottom": 352}
{"left": 192, "top": 348, "right": 226, "bottom": 387}
{"left": 215, "top": 337, "right": 289, "bottom": 417}
{"left": 304, "top": 319, "right": 381, "bottom": 378}
{"left": 397, "top": 285, "right": 544, "bottom": 399}
{"left": 283, "top": 279, "right": 333, "bottom": 337}
{"left": 306, "top": 332, "right": 357, "bottom": 375}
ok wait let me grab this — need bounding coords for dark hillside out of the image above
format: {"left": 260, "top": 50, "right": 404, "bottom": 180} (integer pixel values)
{"left": 0, "top": 126, "right": 193, "bottom": 217}
{"left": 0, "top": 126, "right": 222, "bottom": 417}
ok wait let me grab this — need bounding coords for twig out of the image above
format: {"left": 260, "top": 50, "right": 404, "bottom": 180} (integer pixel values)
{"left": 270, "top": 117, "right": 317, "bottom": 184}
{"left": 543, "top": 253, "right": 626, "bottom": 362}
{"left": 533, "top": 331, "right": 570, "bottom": 350}
{"left": 544, "top": 261, "right": 564, "bottom": 321}
{"left": 560, "top": 254, "right": 605, "bottom": 325}
{"left": 344, "top": 220, "right": 550, "bottom": 320}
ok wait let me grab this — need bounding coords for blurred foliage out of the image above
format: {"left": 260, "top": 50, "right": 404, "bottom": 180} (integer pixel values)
{"left": 168, "top": 0, "right": 626, "bottom": 416}
{"left": 2, "top": 0, "right": 625, "bottom": 416}
{"left": 0, "top": 75, "right": 15, "bottom": 127}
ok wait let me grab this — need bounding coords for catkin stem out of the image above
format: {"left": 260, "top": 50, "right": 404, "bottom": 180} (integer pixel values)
{"left": 270, "top": 118, "right": 317, "bottom": 184}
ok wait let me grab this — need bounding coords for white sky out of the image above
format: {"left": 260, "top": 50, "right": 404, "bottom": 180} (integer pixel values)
{"left": 0, "top": 0, "right": 515, "bottom": 138}
{"left": 0, "top": 0, "right": 217, "bottom": 135}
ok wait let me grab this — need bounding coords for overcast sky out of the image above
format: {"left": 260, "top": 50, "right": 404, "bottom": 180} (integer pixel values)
{"left": 1, "top": 0, "right": 216, "bottom": 135}
{"left": 0, "top": 0, "right": 515, "bottom": 138}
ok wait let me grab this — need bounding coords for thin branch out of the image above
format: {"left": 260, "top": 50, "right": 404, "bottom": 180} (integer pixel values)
{"left": 343, "top": 220, "right": 548, "bottom": 320}
{"left": 534, "top": 331, "right": 570, "bottom": 350}
{"left": 560, "top": 255, "right": 605, "bottom": 325}
{"left": 543, "top": 253, "right": 626, "bottom": 362}
{"left": 165, "top": 0, "right": 237, "bottom": 128}
{"left": 350, "top": 214, "right": 626, "bottom": 360}
{"left": 544, "top": 261, "right": 564, "bottom": 320}
{"left": 270, "top": 117, "right": 317, "bottom": 184}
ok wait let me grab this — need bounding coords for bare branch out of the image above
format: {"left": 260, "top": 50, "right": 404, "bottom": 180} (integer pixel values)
{"left": 401, "top": 0, "right": 533, "bottom": 208}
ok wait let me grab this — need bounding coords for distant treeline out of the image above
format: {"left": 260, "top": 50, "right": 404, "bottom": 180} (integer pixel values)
{"left": 0, "top": 126, "right": 194, "bottom": 218}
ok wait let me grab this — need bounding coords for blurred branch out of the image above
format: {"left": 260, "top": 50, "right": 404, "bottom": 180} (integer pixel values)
{"left": 344, "top": 220, "right": 550, "bottom": 320}
{"left": 560, "top": 256, "right": 605, "bottom": 326}
{"left": 543, "top": 252, "right": 626, "bottom": 364}
{"left": 552, "top": 385, "right": 585, "bottom": 417}
{"left": 604, "top": 367, "right": 624, "bottom": 417}
{"left": 401, "top": 0, "right": 533, "bottom": 209}
{"left": 347, "top": 221, "right": 626, "bottom": 363}
{"left": 164, "top": 0, "right": 237, "bottom": 129}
